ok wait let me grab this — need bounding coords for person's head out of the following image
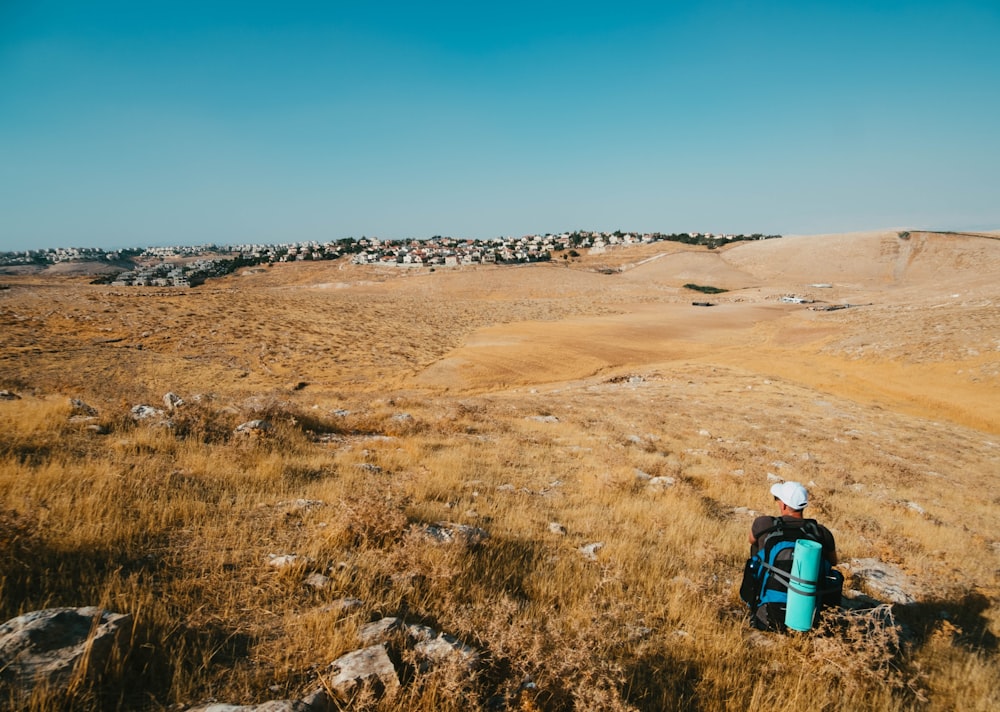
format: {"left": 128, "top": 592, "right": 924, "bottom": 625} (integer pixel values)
{"left": 770, "top": 481, "right": 808, "bottom": 515}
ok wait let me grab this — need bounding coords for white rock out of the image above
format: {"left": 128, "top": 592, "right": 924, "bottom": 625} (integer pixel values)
{"left": 267, "top": 554, "right": 305, "bottom": 569}
{"left": 0, "top": 607, "right": 132, "bottom": 692}
{"left": 235, "top": 419, "right": 272, "bottom": 436}
{"left": 413, "top": 633, "right": 480, "bottom": 671}
{"left": 304, "top": 573, "right": 331, "bottom": 589}
{"left": 131, "top": 404, "right": 165, "bottom": 420}
{"left": 419, "top": 522, "right": 489, "bottom": 546}
{"left": 842, "top": 558, "right": 917, "bottom": 604}
{"left": 647, "top": 476, "right": 676, "bottom": 489}
{"left": 327, "top": 644, "right": 399, "bottom": 699}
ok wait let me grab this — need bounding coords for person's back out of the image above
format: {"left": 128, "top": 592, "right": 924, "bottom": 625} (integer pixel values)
{"left": 741, "top": 482, "right": 839, "bottom": 631}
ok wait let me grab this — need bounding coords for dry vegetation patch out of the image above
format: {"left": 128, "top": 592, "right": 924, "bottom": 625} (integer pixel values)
{"left": 1, "top": 232, "right": 998, "bottom": 710}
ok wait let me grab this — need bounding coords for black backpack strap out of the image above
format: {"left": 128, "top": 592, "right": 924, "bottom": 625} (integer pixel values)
{"left": 754, "top": 516, "right": 785, "bottom": 545}
{"left": 800, "top": 519, "right": 823, "bottom": 542}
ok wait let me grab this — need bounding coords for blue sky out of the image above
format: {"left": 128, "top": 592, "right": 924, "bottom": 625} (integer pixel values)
{"left": 2, "top": 1, "right": 998, "bottom": 251}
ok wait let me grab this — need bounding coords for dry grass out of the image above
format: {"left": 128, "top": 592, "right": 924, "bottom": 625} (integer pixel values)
{"left": 1, "top": 231, "right": 998, "bottom": 710}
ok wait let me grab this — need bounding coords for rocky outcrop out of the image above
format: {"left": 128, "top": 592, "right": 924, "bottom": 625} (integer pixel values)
{"left": 0, "top": 607, "right": 132, "bottom": 693}
{"left": 417, "top": 522, "right": 489, "bottom": 546}
{"left": 163, "top": 392, "right": 185, "bottom": 411}
{"left": 842, "top": 558, "right": 917, "bottom": 605}
{"left": 69, "top": 397, "right": 97, "bottom": 415}
{"left": 324, "top": 617, "right": 480, "bottom": 702}
{"left": 235, "top": 420, "right": 273, "bottom": 437}
{"left": 131, "top": 404, "right": 171, "bottom": 426}
{"left": 185, "top": 689, "right": 333, "bottom": 712}
{"left": 327, "top": 644, "right": 400, "bottom": 700}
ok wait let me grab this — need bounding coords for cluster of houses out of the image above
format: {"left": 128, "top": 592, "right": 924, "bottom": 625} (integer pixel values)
{"left": 109, "top": 259, "right": 229, "bottom": 288}
{"left": 352, "top": 235, "right": 553, "bottom": 266}
{"left": 0, "top": 246, "right": 138, "bottom": 266}
{"left": 348, "top": 231, "right": 765, "bottom": 267}
{"left": 2, "top": 230, "right": 782, "bottom": 286}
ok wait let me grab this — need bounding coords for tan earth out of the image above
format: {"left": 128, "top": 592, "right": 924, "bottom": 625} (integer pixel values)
{"left": 2, "top": 229, "right": 998, "bottom": 433}
{"left": 411, "top": 231, "right": 1000, "bottom": 434}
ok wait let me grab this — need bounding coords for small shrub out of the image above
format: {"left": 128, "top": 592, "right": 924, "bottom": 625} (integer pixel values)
{"left": 683, "top": 283, "right": 728, "bottom": 294}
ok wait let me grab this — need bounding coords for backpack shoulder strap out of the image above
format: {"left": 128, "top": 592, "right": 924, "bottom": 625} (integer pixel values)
{"left": 799, "top": 519, "right": 824, "bottom": 542}
{"left": 755, "top": 516, "right": 785, "bottom": 544}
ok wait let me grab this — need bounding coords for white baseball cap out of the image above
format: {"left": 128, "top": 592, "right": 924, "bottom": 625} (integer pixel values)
{"left": 771, "top": 481, "right": 808, "bottom": 510}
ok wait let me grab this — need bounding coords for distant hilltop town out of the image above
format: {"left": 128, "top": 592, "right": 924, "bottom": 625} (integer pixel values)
{"left": 0, "top": 230, "right": 781, "bottom": 286}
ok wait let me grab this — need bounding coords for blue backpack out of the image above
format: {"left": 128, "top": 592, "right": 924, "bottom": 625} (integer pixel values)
{"left": 741, "top": 517, "right": 842, "bottom": 615}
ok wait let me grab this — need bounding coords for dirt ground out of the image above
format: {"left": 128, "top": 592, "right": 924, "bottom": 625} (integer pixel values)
{"left": 2, "top": 229, "right": 998, "bottom": 434}
{"left": 410, "top": 231, "right": 1000, "bottom": 434}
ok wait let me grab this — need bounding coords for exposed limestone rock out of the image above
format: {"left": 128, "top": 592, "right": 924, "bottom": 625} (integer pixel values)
{"left": 647, "top": 476, "right": 677, "bottom": 489}
{"left": 842, "top": 558, "right": 917, "bottom": 604}
{"left": 0, "top": 607, "right": 132, "bottom": 692}
{"left": 235, "top": 419, "right": 273, "bottom": 437}
{"left": 304, "top": 573, "right": 331, "bottom": 590}
{"left": 359, "top": 617, "right": 404, "bottom": 646}
{"left": 412, "top": 632, "right": 480, "bottom": 672}
{"left": 163, "top": 392, "right": 185, "bottom": 411}
{"left": 267, "top": 554, "right": 307, "bottom": 570}
{"left": 327, "top": 644, "right": 400, "bottom": 700}
{"left": 185, "top": 689, "right": 333, "bottom": 712}
{"left": 69, "top": 397, "right": 97, "bottom": 415}
{"left": 904, "top": 501, "right": 926, "bottom": 515}
{"left": 131, "top": 405, "right": 169, "bottom": 425}
{"left": 418, "top": 522, "right": 489, "bottom": 546}
{"left": 0, "top": 389, "right": 21, "bottom": 400}
{"left": 548, "top": 522, "right": 567, "bottom": 535}
{"left": 579, "top": 542, "right": 604, "bottom": 561}
{"left": 359, "top": 617, "right": 480, "bottom": 672}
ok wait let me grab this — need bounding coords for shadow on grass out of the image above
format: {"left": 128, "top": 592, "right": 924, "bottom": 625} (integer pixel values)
{"left": 0, "top": 531, "right": 268, "bottom": 711}
{"left": 458, "top": 535, "right": 543, "bottom": 602}
{"left": 895, "top": 590, "right": 998, "bottom": 654}
{"left": 624, "top": 652, "right": 702, "bottom": 711}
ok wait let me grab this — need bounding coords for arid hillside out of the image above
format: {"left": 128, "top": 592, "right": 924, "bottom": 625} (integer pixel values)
{"left": 1, "top": 230, "right": 998, "bottom": 711}
{"left": 3, "top": 230, "right": 997, "bottom": 432}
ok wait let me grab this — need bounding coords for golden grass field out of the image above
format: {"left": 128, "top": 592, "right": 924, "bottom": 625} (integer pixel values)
{"left": 1, "top": 230, "right": 999, "bottom": 710}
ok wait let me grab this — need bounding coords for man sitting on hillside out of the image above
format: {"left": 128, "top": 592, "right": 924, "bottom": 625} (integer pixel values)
{"left": 741, "top": 481, "right": 839, "bottom": 631}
